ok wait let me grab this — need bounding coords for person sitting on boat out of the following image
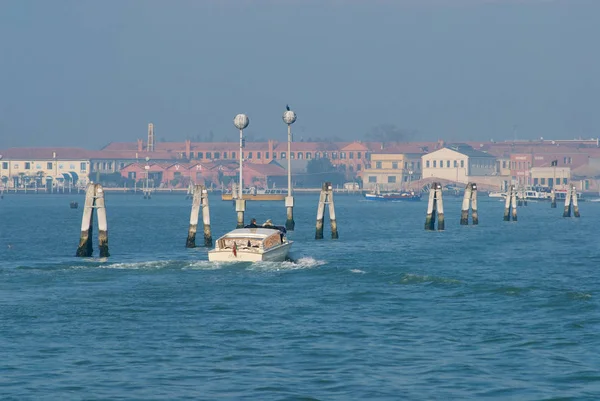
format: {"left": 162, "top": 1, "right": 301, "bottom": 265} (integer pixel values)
{"left": 263, "top": 219, "right": 274, "bottom": 227}
{"left": 245, "top": 218, "right": 258, "bottom": 228}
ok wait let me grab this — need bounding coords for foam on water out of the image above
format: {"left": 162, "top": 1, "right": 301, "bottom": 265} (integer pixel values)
{"left": 247, "top": 256, "right": 326, "bottom": 271}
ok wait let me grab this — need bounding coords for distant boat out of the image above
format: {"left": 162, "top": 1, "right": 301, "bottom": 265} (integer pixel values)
{"left": 488, "top": 191, "right": 506, "bottom": 198}
{"left": 222, "top": 186, "right": 286, "bottom": 201}
{"left": 553, "top": 188, "right": 585, "bottom": 202}
{"left": 364, "top": 185, "right": 421, "bottom": 202}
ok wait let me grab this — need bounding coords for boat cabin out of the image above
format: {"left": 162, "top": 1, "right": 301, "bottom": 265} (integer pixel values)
{"left": 217, "top": 228, "right": 285, "bottom": 254}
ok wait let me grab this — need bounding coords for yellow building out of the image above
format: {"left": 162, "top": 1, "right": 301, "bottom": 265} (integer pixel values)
{"left": 363, "top": 152, "right": 422, "bottom": 190}
{"left": 530, "top": 167, "right": 570, "bottom": 189}
{"left": 0, "top": 148, "right": 90, "bottom": 189}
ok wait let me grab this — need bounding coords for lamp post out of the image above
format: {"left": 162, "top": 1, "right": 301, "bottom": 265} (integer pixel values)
{"left": 145, "top": 156, "right": 150, "bottom": 199}
{"left": 282, "top": 107, "right": 297, "bottom": 230}
{"left": 551, "top": 160, "right": 557, "bottom": 208}
{"left": 52, "top": 152, "right": 57, "bottom": 193}
{"left": 234, "top": 114, "right": 249, "bottom": 228}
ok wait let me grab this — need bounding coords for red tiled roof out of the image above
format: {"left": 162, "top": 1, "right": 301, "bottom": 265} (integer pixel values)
{"left": 100, "top": 142, "right": 139, "bottom": 151}
{"left": 87, "top": 150, "right": 181, "bottom": 160}
{"left": 371, "top": 144, "right": 430, "bottom": 155}
{"left": 244, "top": 163, "right": 287, "bottom": 176}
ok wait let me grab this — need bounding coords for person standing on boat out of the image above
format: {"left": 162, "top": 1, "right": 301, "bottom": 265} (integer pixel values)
{"left": 245, "top": 218, "right": 258, "bottom": 228}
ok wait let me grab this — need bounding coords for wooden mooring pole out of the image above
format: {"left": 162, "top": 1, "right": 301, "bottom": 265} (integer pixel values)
{"left": 76, "top": 183, "right": 109, "bottom": 257}
{"left": 424, "top": 182, "right": 444, "bottom": 230}
{"left": 503, "top": 185, "right": 517, "bottom": 221}
{"left": 96, "top": 185, "right": 109, "bottom": 257}
{"left": 76, "top": 184, "right": 96, "bottom": 257}
{"left": 186, "top": 184, "right": 212, "bottom": 247}
{"left": 201, "top": 186, "right": 213, "bottom": 246}
{"left": 315, "top": 182, "right": 338, "bottom": 239}
{"left": 186, "top": 184, "right": 202, "bottom": 248}
{"left": 460, "top": 182, "right": 478, "bottom": 225}
{"left": 550, "top": 188, "right": 557, "bottom": 208}
{"left": 563, "top": 184, "right": 580, "bottom": 218}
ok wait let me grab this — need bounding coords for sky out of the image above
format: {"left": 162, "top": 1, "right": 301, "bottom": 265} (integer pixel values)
{"left": 0, "top": 0, "right": 598, "bottom": 149}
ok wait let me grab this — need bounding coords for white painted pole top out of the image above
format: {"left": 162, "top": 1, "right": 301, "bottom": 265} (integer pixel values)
{"left": 282, "top": 110, "right": 297, "bottom": 125}
{"left": 233, "top": 114, "right": 249, "bottom": 130}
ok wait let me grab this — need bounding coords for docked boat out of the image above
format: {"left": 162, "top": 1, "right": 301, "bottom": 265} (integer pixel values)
{"left": 221, "top": 186, "right": 286, "bottom": 201}
{"left": 521, "top": 188, "right": 551, "bottom": 201}
{"left": 208, "top": 227, "right": 293, "bottom": 262}
{"left": 364, "top": 185, "right": 421, "bottom": 202}
{"left": 554, "top": 189, "right": 585, "bottom": 201}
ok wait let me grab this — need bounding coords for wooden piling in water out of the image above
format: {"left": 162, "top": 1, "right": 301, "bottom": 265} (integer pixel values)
{"left": 425, "top": 187, "right": 436, "bottom": 230}
{"left": 186, "top": 184, "right": 202, "bottom": 248}
{"left": 551, "top": 188, "right": 557, "bottom": 208}
{"left": 572, "top": 186, "right": 580, "bottom": 218}
{"left": 315, "top": 182, "right": 338, "bottom": 239}
{"left": 201, "top": 186, "right": 212, "bottom": 246}
{"left": 460, "top": 184, "right": 471, "bottom": 225}
{"left": 563, "top": 185, "right": 580, "bottom": 218}
{"left": 95, "top": 185, "right": 109, "bottom": 257}
{"left": 471, "top": 184, "right": 479, "bottom": 225}
{"left": 503, "top": 185, "right": 517, "bottom": 221}
{"left": 460, "top": 183, "right": 478, "bottom": 225}
{"left": 329, "top": 188, "right": 338, "bottom": 239}
{"left": 511, "top": 187, "right": 518, "bottom": 221}
{"left": 425, "top": 182, "right": 444, "bottom": 230}
{"left": 76, "top": 184, "right": 96, "bottom": 257}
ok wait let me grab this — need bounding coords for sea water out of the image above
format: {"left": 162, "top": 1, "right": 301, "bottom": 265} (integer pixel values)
{"left": 1, "top": 193, "right": 599, "bottom": 400}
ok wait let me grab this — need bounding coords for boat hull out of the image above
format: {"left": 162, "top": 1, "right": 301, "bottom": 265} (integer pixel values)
{"left": 221, "top": 194, "right": 286, "bottom": 201}
{"left": 208, "top": 241, "right": 292, "bottom": 262}
{"left": 364, "top": 193, "right": 421, "bottom": 202}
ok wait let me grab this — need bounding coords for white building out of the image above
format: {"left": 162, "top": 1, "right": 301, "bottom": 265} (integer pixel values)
{"left": 421, "top": 144, "right": 497, "bottom": 184}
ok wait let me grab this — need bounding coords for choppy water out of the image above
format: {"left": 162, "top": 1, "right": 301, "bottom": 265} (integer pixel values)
{"left": 1, "top": 193, "right": 599, "bottom": 400}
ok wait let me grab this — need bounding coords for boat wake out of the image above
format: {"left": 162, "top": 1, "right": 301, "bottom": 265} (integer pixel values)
{"left": 13, "top": 256, "right": 327, "bottom": 272}
{"left": 247, "top": 257, "right": 326, "bottom": 271}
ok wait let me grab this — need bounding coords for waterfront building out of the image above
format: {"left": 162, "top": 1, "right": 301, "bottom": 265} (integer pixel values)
{"left": 0, "top": 148, "right": 90, "bottom": 189}
{"left": 421, "top": 144, "right": 497, "bottom": 184}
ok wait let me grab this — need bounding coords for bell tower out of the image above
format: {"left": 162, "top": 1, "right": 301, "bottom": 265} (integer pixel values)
{"left": 147, "top": 123, "right": 155, "bottom": 152}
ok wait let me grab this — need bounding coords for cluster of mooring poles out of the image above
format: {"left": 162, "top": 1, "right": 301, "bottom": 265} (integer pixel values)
{"left": 75, "top": 109, "right": 340, "bottom": 258}
{"left": 562, "top": 184, "right": 581, "bottom": 218}
{"left": 315, "top": 182, "right": 338, "bottom": 239}
{"left": 75, "top": 183, "right": 109, "bottom": 257}
{"left": 425, "top": 183, "right": 445, "bottom": 230}
{"left": 460, "top": 182, "right": 478, "bottom": 225}
{"left": 425, "top": 180, "right": 582, "bottom": 231}
{"left": 186, "top": 184, "right": 212, "bottom": 248}
{"left": 424, "top": 181, "right": 478, "bottom": 230}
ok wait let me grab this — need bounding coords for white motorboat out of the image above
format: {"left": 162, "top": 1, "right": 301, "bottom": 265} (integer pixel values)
{"left": 208, "top": 227, "right": 293, "bottom": 262}
{"left": 488, "top": 191, "right": 506, "bottom": 198}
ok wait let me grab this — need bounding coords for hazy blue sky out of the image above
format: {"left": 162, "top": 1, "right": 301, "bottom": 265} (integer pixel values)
{"left": 1, "top": 0, "right": 598, "bottom": 149}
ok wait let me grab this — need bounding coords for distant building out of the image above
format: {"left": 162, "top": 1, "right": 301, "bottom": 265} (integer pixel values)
{"left": 530, "top": 167, "right": 571, "bottom": 189}
{"left": 362, "top": 152, "right": 423, "bottom": 191}
{"left": 421, "top": 144, "right": 497, "bottom": 184}
{"left": 0, "top": 148, "right": 90, "bottom": 189}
